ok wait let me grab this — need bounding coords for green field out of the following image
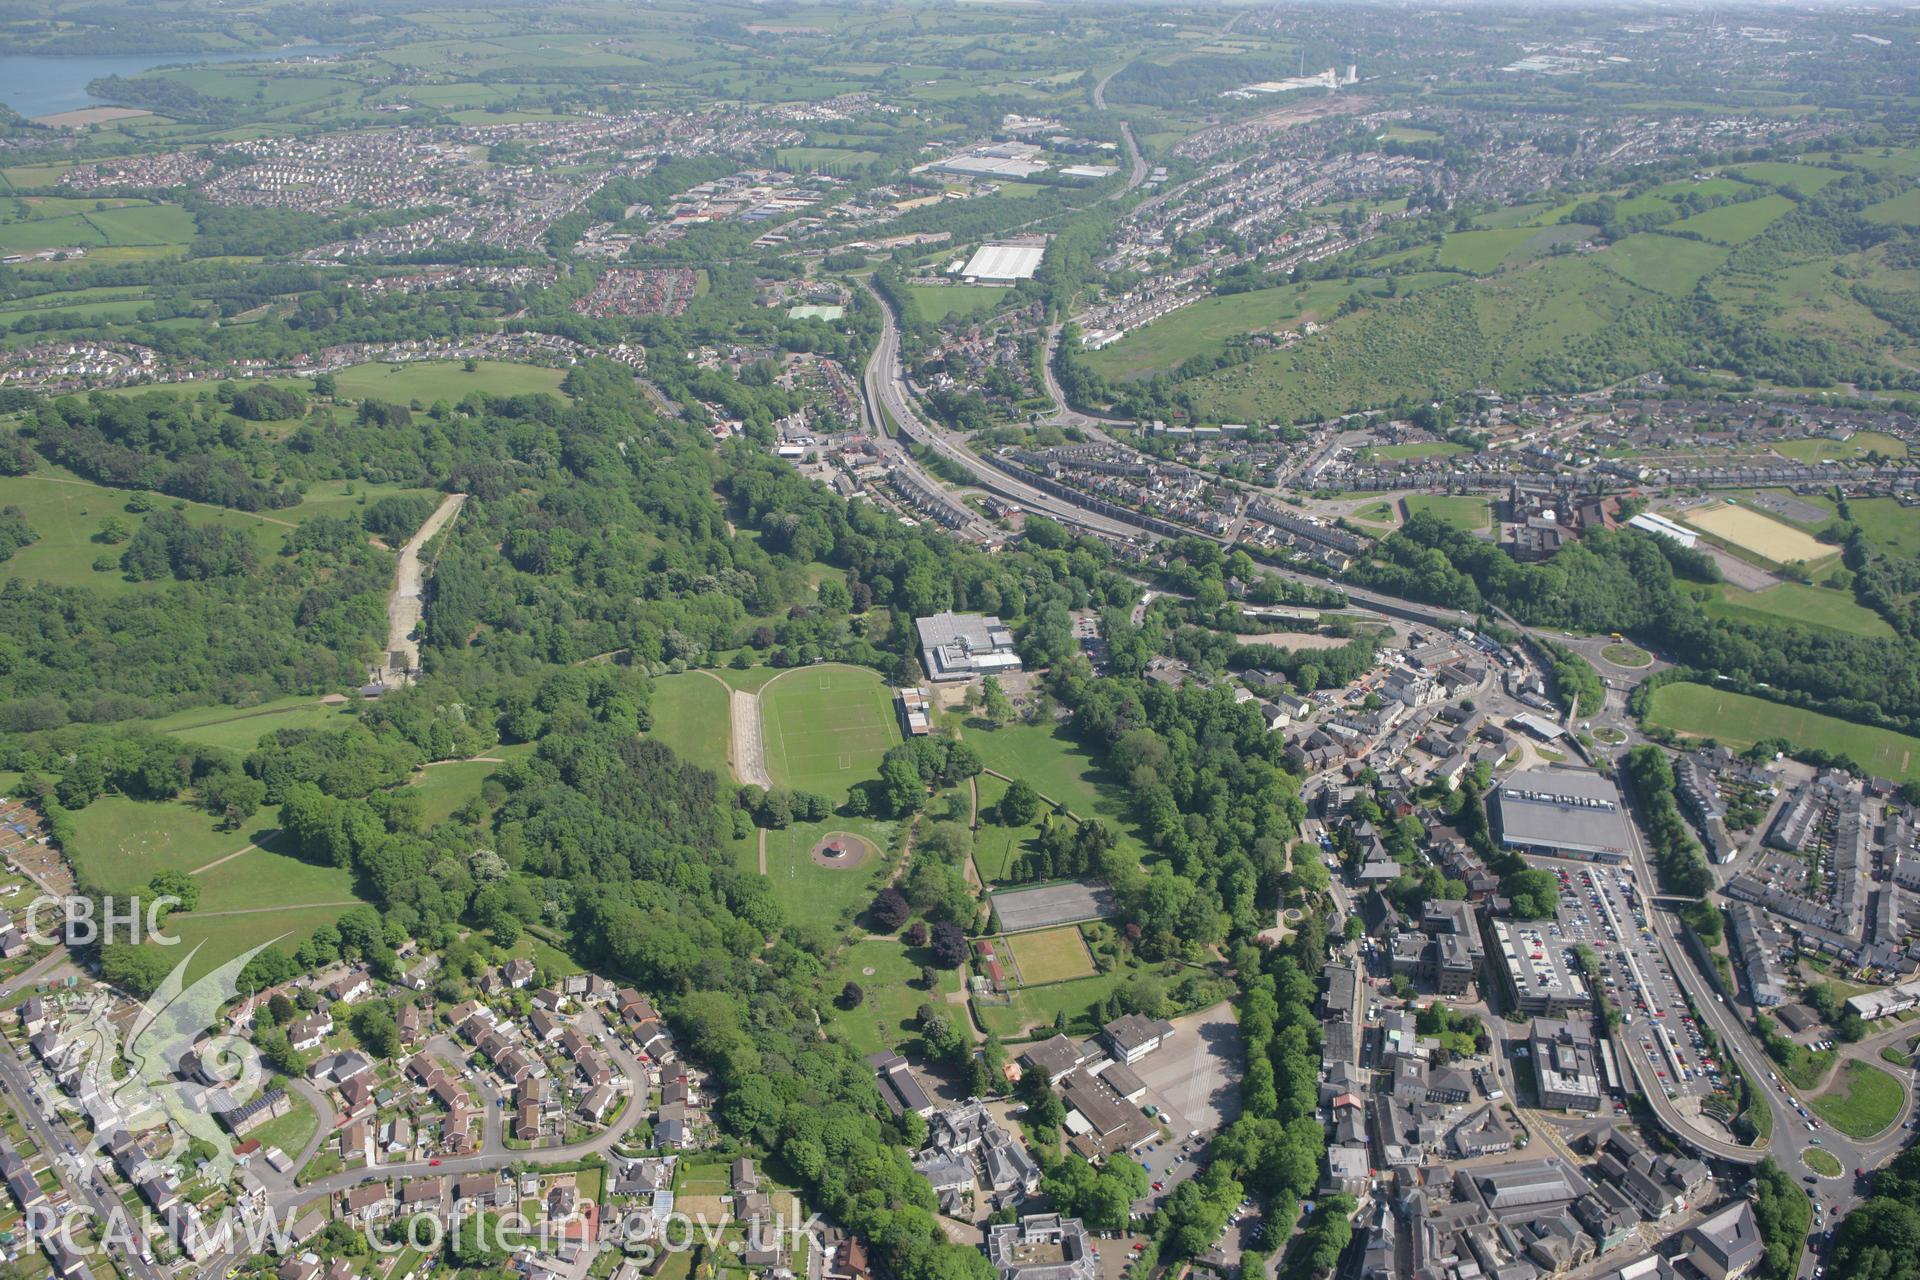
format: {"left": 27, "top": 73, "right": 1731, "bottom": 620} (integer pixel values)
{"left": 776, "top": 147, "right": 880, "bottom": 171}
{"left": 143, "top": 697, "right": 358, "bottom": 752}
{"left": 163, "top": 902, "right": 359, "bottom": 983}
{"left": 1668, "top": 195, "right": 1796, "bottom": 245}
{"left": 1084, "top": 276, "right": 1454, "bottom": 382}
{"left": 1864, "top": 189, "right": 1920, "bottom": 228}
{"left": 188, "top": 841, "right": 362, "bottom": 914}
{"left": 1402, "top": 493, "right": 1490, "bottom": 532}
{"left": 0, "top": 198, "right": 196, "bottom": 256}
{"left": 327, "top": 360, "right": 567, "bottom": 403}
{"left": 956, "top": 720, "right": 1150, "bottom": 865}
{"left": 972, "top": 774, "right": 1045, "bottom": 882}
{"left": 1809, "top": 1060, "right": 1904, "bottom": 1138}
{"left": 1600, "top": 234, "right": 1730, "bottom": 295}
{"left": 759, "top": 664, "right": 900, "bottom": 796}
{"left": 1003, "top": 925, "right": 1095, "bottom": 983}
{"left": 1849, "top": 498, "right": 1920, "bottom": 559}
{"left": 1643, "top": 682, "right": 1920, "bottom": 783}
{"left": 755, "top": 816, "right": 897, "bottom": 931}
{"left": 905, "top": 284, "right": 1008, "bottom": 323}
{"left": 974, "top": 967, "right": 1136, "bottom": 1039}
{"left": 823, "top": 936, "right": 963, "bottom": 1056}
{"left": 64, "top": 796, "right": 274, "bottom": 891}
{"left": 647, "top": 673, "right": 734, "bottom": 781}
{"left": 1728, "top": 161, "right": 1845, "bottom": 195}
{"left": 1774, "top": 431, "right": 1909, "bottom": 463}
{"left": 1698, "top": 581, "right": 1894, "bottom": 639}
{"left": 1432, "top": 225, "right": 1580, "bottom": 273}
{"left": 405, "top": 759, "right": 506, "bottom": 826}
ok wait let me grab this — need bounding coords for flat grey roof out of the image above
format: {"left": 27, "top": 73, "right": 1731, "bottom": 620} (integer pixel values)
{"left": 1494, "top": 768, "right": 1632, "bottom": 857}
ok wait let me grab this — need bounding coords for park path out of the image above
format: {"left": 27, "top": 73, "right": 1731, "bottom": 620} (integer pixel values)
{"left": 169, "top": 901, "right": 360, "bottom": 919}
{"left": 189, "top": 841, "right": 269, "bottom": 876}
{"left": 758, "top": 828, "right": 767, "bottom": 876}
{"left": 379, "top": 492, "right": 466, "bottom": 686}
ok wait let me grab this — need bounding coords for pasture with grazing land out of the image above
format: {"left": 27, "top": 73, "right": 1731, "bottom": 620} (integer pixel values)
{"left": 759, "top": 664, "right": 900, "bottom": 795}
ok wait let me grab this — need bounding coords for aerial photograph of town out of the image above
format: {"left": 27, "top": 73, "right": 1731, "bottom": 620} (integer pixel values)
{"left": 2, "top": 1, "right": 1920, "bottom": 1280}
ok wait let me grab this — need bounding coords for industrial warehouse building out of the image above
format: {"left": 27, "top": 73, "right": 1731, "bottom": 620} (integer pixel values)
{"left": 1492, "top": 768, "right": 1633, "bottom": 863}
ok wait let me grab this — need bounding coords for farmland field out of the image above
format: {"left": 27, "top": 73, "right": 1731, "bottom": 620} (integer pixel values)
{"left": 1683, "top": 504, "right": 1832, "bottom": 565}
{"left": 1004, "top": 925, "right": 1096, "bottom": 984}
{"left": 759, "top": 664, "right": 900, "bottom": 795}
{"left": 1599, "top": 234, "right": 1729, "bottom": 295}
{"left": 1668, "top": 195, "right": 1795, "bottom": 245}
{"left": 1643, "top": 683, "right": 1920, "bottom": 784}
{"left": 1864, "top": 189, "right": 1920, "bottom": 228}
{"left": 1727, "top": 161, "right": 1845, "bottom": 195}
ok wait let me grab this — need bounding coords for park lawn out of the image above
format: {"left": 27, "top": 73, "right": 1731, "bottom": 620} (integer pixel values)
{"left": 245, "top": 1091, "right": 319, "bottom": 1160}
{"left": 1004, "top": 925, "right": 1096, "bottom": 984}
{"left": 1774, "top": 431, "right": 1909, "bottom": 463}
{"left": 327, "top": 360, "right": 567, "bottom": 404}
{"left": 823, "top": 936, "right": 962, "bottom": 1057}
{"left": 404, "top": 759, "right": 505, "bottom": 826}
{"left": 1809, "top": 1060, "right": 1904, "bottom": 1137}
{"left": 64, "top": 795, "right": 275, "bottom": 892}
{"left": 161, "top": 902, "right": 360, "bottom": 983}
{"left": 1850, "top": 497, "right": 1920, "bottom": 559}
{"left": 760, "top": 816, "right": 897, "bottom": 932}
{"left": 1644, "top": 682, "right": 1920, "bottom": 784}
{"left": 956, "top": 720, "right": 1151, "bottom": 865}
{"left": 648, "top": 673, "right": 733, "bottom": 781}
{"left": 1698, "top": 581, "right": 1893, "bottom": 639}
{"left": 189, "top": 842, "right": 363, "bottom": 914}
{"left": 1669, "top": 195, "right": 1795, "bottom": 245}
{"left": 0, "top": 471, "right": 310, "bottom": 592}
{"left": 975, "top": 967, "right": 1133, "bottom": 1039}
{"left": 1402, "top": 493, "right": 1490, "bottom": 532}
{"left": 758, "top": 664, "right": 900, "bottom": 796}
{"left": 972, "top": 775, "right": 1045, "bottom": 882}
{"left": 143, "top": 696, "right": 358, "bottom": 752}
{"left": 503, "top": 932, "right": 586, "bottom": 980}
{"left": 905, "top": 284, "right": 1008, "bottom": 323}
{"left": 1600, "top": 234, "right": 1729, "bottom": 296}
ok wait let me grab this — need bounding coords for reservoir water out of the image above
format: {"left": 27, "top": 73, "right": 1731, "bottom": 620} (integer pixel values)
{"left": 0, "top": 46, "right": 351, "bottom": 120}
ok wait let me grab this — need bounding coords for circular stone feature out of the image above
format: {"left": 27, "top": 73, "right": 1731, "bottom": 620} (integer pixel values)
{"left": 809, "top": 831, "right": 879, "bottom": 870}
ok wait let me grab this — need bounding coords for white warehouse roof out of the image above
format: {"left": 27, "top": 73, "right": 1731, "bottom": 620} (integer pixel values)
{"left": 961, "top": 243, "right": 1045, "bottom": 281}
